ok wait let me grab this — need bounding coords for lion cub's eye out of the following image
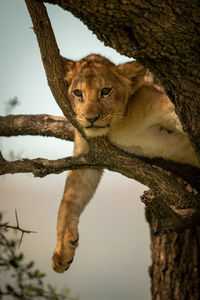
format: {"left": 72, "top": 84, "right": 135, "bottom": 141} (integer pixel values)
{"left": 73, "top": 89, "right": 83, "bottom": 97}
{"left": 101, "top": 88, "right": 112, "bottom": 97}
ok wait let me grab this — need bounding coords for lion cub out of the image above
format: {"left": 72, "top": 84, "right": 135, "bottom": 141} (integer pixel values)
{"left": 52, "top": 54, "right": 199, "bottom": 273}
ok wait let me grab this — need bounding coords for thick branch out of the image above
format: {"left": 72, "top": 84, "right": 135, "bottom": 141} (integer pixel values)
{"left": 0, "top": 153, "right": 93, "bottom": 177}
{"left": 1, "top": 138, "right": 200, "bottom": 231}
{"left": 143, "top": 190, "right": 200, "bottom": 233}
{"left": 0, "top": 114, "right": 74, "bottom": 141}
{"left": 0, "top": 142, "right": 199, "bottom": 208}
{"left": 1, "top": 113, "right": 199, "bottom": 194}
{"left": 25, "top": 0, "right": 85, "bottom": 137}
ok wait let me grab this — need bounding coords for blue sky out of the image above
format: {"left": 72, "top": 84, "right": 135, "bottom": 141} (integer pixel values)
{"left": 0, "top": 1, "right": 150, "bottom": 300}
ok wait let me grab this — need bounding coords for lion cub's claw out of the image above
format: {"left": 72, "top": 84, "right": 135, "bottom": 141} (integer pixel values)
{"left": 69, "top": 238, "right": 79, "bottom": 246}
{"left": 52, "top": 231, "right": 79, "bottom": 273}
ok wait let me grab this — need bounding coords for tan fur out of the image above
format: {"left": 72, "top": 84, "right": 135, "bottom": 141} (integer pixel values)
{"left": 52, "top": 54, "right": 199, "bottom": 273}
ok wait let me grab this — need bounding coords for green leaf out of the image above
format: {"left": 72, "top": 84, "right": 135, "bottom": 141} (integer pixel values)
{"left": 13, "top": 228, "right": 18, "bottom": 236}
{"left": 26, "top": 261, "right": 34, "bottom": 269}
{"left": 9, "top": 258, "right": 19, "bottom": 268}
{"left": 64, "top": 288, "right": 70, "bottom": 297}
{"left": 38, "top": 279, "right": 44, "bottom": 286}
{"left": 48, "top": 284, "right": 57, "bottom": 296}
{"left": 34, "top": 269, "right": 45, "bottom": 278}
{"left": 17, "top": 253, "right": 24, "bottom": 261}
{"left": 27, "top": 285, "right": 34, "bottom": 294}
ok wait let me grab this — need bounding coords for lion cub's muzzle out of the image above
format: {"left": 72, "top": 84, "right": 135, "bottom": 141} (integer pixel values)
{"left": 84, "top": 115, "right": 108, "bottom": 129}
{"left": 82, "top": 115, "right": 110, "bottom": 137}
{"left": 85, "top": 115, "right": 99, "bottom": 127}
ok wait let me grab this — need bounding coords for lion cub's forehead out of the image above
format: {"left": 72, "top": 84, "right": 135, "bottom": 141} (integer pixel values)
{"left": 78, "top": 54, "right": 115, "bottom": 68}
{"left": 72, "top": 55, "right": 118, "bottom": 88}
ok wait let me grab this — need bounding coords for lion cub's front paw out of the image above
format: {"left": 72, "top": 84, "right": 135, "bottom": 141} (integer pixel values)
{"left": 51, "top": 229, "right": 79, "bottom": 273}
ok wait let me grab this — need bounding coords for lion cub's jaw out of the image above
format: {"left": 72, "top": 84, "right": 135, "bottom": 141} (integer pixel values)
{"left": 64, "top": 54, "right": 144, "bottom": 138}
{"left": 84, "top": 126, "right": 110, "bottom": 138}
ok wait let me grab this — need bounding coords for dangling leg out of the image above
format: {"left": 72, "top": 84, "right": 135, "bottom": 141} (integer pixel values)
{"left": 52, "top": 130, "right": 102, "bottom": 273}
{"left": 52, "top": 168, "right": 102, "bottom": 273}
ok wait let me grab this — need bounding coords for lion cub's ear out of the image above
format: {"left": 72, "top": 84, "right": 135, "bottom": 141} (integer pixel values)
{"left": 117, "top": 60, "right": 146, "bottom": 79}
{"left": 117, "top": 61, "right": 147, "bottom": 89}
{"left": 61, "top": 56, "right": 75, "bottom": 83}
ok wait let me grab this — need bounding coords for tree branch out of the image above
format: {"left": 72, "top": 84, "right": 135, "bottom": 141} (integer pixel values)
{"left": 0, "top": 142, "right": 199, "bottom": 208}
{"left": 0, "top": 114, "right": 74, "bottom": 141}
{"left": 25, "top": 0, "right": 85, "bottom": 138}
{"left": 1, "top": 137, "right": 200, "bottom": 232}
{"left": 1, "top": 113, "right": 200, "bottom": 195}
{"left": 142, "top": 190, "right": 200, "bottom": 233}
{"left": 0, "top": 152, "right": 95, "bottom": 177}
{"left": 0, "top": 210, "right": 37, "bottom": 248}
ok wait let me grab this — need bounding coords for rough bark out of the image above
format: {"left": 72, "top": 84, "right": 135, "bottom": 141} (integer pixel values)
{"left": 0, "top": 114, "right": 74, "bottom": 141}
{"left": 145, "top": 201, "right": 200, "bottom": 300}
{"left": 25, "top": 0, "right": 85, "bottom": 137}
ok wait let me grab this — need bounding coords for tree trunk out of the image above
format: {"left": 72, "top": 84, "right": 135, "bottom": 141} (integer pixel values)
{"left": 146, "top": 206, "right": 200, "bottom": 300}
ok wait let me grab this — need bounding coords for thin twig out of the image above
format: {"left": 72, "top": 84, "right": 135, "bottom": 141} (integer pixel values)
{"left": 0, "top": 210, "right": 37, "bottom": 248}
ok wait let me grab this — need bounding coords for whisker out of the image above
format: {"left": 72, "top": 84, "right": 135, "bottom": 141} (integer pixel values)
{"left": 100, "top": 116, "right": 110, "bottom": 122}
{"left": 112, "top": 114, "right": 124, "bottom": 117}
{"left": 111, "top": 116, "right": 124, "bottom": 119}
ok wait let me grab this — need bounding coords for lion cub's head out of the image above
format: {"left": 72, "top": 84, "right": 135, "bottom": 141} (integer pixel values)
{"left": 63, "top": 54, "right": 146, "bottom": 137}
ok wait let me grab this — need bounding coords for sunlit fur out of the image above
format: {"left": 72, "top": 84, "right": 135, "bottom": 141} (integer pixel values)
{"left": 65, "top": 55, "right": 132, "bottom": 137}
{"left": 52, "top": 54, "right": 199, "bottom": 273}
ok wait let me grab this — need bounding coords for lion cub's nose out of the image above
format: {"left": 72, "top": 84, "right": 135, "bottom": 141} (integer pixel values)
{"left": 85, "top": 115, "right": 100, "bottom": 124}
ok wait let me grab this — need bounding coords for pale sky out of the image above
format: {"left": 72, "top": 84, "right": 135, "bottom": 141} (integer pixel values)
{"left": 0, "top": 1, "right": 150, "bottom": 300}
